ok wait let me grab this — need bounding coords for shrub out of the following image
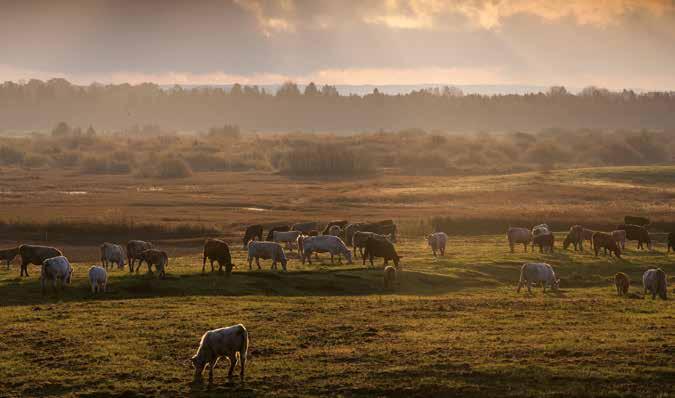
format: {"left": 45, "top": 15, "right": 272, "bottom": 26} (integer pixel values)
{"left": 157, "top": 156, "right": 193, "bottom": 178}
{"left": 279, "top": 144, "right": 374, "bottom": 176}
{"left": 23, "top": 154, "right": 49, "bottom": 168}
{"left": 0, "top": 145, "right": 25, "bottom": 165}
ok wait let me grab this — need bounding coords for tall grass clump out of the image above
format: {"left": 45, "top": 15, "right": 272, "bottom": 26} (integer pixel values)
{"left": 279, "top": 144, "right": 375, "bottom": 176}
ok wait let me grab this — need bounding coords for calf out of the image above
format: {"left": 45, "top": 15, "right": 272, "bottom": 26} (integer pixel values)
{"left": 242, "top": 224, "right": 263, "bottom": 249}
{"left": 533, "top": 233, "right": 554, "bottom": 253}
{"left": 126, "top": 240, "right": 152, "bottom": 271}
{"left": 191, "top": 324, "right": 249, "bottom": 383}
{"left": 517, "top": 263, "right": 559, "bottom": 294}
{"left": 427, "top": 232, "right": 448, "bottom": 256}
{"left": 643, "top": 268, "right": 667, "bottom": 300}
{"left": 507, "top": 227, "right": 532, "bottom": 253}
{"left": 41, "top": 256, "right": 73, "bottom": 295}
{"left": 202, "top": 239, "right": 233, "bottom": 274}
{"left": 88, "top": 265, "right": 108, "bottom": 293}
{"left": 0, "top": 246, "right": 19, "bottom": 269}
{"left": 592, "top": 232, "right": 622, "bottom": 258}
{"left": 383, "top": 265, "right": 397, "bottom": 290}
{"left": 19, "top": 244, "right": 62, "bottom": 277}
{"left": 614, "top": 272, "right": 629, "bottom": 296}
{"left": 363, "top": 237, "right": 401, "bottom": 268}
{"left": 136, "top": 249, "right": 169, "bottom": 278}
{"left": 616, "top": 224, "right": 651, "bottom": 250}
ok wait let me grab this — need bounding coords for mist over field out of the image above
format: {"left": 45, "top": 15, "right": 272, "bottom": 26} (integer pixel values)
{"left": 1, "top": 1, "right": 674, "bottom": 397}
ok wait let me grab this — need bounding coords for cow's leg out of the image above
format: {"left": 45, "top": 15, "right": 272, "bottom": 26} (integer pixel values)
{"left": 227, "top": 354, "right": 237, "bottom": 378}
{"left": 91, "top": 282, "right": 96, "bottom": 293}
{"left": 208, "top": 360, "right": 216, "bottom": 383}
{"left": 517, "top": 281, "right": 522, "bottom": 293}
{"left": 369, "top": 255, "right": 375, "bottom": 268}
{"left": 523, "top": 243, "right": 527, "bottom": 252}
{"left": 239, "top": 351, "right": 246, "bottom": 378}
{"left": 211, "top": 260, "right": 215, "bottom": 272}
{"left": 256, "top": 257, "right": 261, "bottom": 269}
{"left": 527, "top": 281, "right": 532, "bottom": 294}
{"left": 330, "top": 253, "right": 334, "bottom": 264}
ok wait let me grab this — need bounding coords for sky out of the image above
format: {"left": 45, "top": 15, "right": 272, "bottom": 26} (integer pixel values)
{"left": 1, "top": 0, "right": 675, "bottom": 90}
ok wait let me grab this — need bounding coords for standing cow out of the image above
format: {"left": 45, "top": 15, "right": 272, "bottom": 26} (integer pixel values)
{"left": 136, "top": 249, "right": 169, "bottom": 278}
{"left": 427, "top": 232, "right": 448, "bottom": 256}
{"left": 242, "top": 224, "right": 263, "bottom": 249}
{"left": 88, "top": 265, "right": 108, "bottom": 293}
{"left": 0, "top": 247, "right": 19, "bottom": 269}
{"left": 563, "top": 225, "right": 584, "bottom": 251}
{"left": 517, "top": 263, "right": 559, "bottom": 294}
{"left": 19, "top": 244, "right": 62, "bottom": 277}
{"left": 191, "top": 324, "right": 249, "bottom": 383}
{"left": 202, "top": 239, "right": 233, "bottom": 274}
{"left": 507, "top": 227, "right": 532, "bottom": 253}
{"left": 363, "top": 237, "right": 401, "bottom": 268}
{"left": 592, "top": 232, "right": 622, "bottom": 258}
{"left": 301, "top": 235, "right": 353, "bottom": 265}
{"left": 126, "top": 240, "right": 153, "bottom": 272}
{"left": 41, "top": 256, "right": 73, "bottom": 295}
{"left": 643, "top": 268, "right": 667, "bottom": 300}
{"left": 247, "top": 241, "right": 287, "bottom": 271}
{"left": 616, "top": 224, "right": 652, "bottom": 250}
{"left": 100, "top": 242, "right": 126, "bottom": 270}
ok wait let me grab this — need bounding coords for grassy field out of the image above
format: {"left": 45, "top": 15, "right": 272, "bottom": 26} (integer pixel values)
{"left": 0, "top": 234, "right": 673, "bottom": 397}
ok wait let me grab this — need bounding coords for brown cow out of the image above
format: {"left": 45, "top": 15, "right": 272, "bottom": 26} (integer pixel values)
{"left": 614, "top": 272, "right": 630, "bottom": 296}
{"left": 242, "top": 225, "right": 263, "bottom": 249}
{"left": 592, "top": 232, "right": 621, "bottom": 258}
{"left": 563, "top": 225, "right": 584, "bottom": 251}
{"left": 582, "top": 228, "right": 595, "bottom": 249}
{"left": 0, "top": 247, "right": 19, "bottom": 269}
{"left": 616, "top": 224, "right": 651, "bottom": 250}
{"left": 202, "top": 239, "right": 233, "bottom": 274}
{"left": 18, "top": 244, "right": 62, "bottom": 277}
{"left": 135, "top": 249, "right": 168, "bottom": 278}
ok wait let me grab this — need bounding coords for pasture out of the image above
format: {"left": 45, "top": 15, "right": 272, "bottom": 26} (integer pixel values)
{"left": 0, "top": 233, "right": 673, "bottom": 397}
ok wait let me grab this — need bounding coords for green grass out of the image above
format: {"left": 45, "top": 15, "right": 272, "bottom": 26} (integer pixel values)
{"left": 0, "top": 235, "right": 673, "bottom": 397}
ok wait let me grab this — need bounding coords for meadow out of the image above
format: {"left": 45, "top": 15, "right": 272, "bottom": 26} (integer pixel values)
{"left": 0, "top": 164, "right": 673, "bottom": 397}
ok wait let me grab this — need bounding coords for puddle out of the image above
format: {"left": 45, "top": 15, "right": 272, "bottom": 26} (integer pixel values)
{"left": 136, "top": 186, "right": 164, "bottom": 192}
{"left": 59, "top": 191, "right": 88, "bottom": 195}
{"left": 242, "top": 207, "right": 266, "bottom": 212}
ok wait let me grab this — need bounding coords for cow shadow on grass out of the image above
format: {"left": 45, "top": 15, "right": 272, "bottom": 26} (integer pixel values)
{"left": 0, "top": 266, "right": 501, "bottom": 307}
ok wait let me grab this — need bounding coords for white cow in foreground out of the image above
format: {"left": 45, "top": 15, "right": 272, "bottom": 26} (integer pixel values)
{"left": 272, "top": 230, "right": 302, "bottom": 252}
{"left": 100, "top": 242, "right": 125, "bottom": 270}
{"left": 247, "top": 241, "right": 287, "bottom": 271}
{"left": 41, "top": 256, "right": 73, "bottom": 295}
{"left": 643, "top": 268, "right": 668, "bottom": 300}
{"left": 517, "top": 262, "right": 559, "bottom": 294}
{"left": 301, "top": 235, "right": 353, "bottom": 264}
{"left": 427, "top": 232, "right": 448, "bottom": 256}
{"left": 191, "top": 324, "right": 249, "bottom": 383}
{"left": 88, "top": 265, "right": 108, "bottom": 293}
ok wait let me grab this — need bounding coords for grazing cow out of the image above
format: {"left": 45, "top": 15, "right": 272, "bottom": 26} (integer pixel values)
{"left": 265, "top": 225, "right": 290, "bottom": 241}
{"left": 202, "top": 239, "right": 233, "bottom": 274}
{"left": 327, "top": 225, "right": 342, "bottom": 237}
{"left": 614, "top": 272, "right": 630, "bottom": 296}
{"left": 191, "top": 324, "right": 249, "bottom": 383}
{"left": 0, "top": 247, "right": 19, "bottom": 269}
{"left": 624, "top": 215, "right": 650, "bottom": 227}
{"left": 88, "top": 265, "right": 108, "bottom": 293}
{"left": 126, "top": 240, "right": 152, "bottom": 272}
{"left": 40, "top": 256, "right": 73, "bottom": 295}
{"left": 611, "top": 230, "right": 627, "bottom": 250}
{"left": 668, "top": 232, "right": 674, "bottom": 254}
{"left": 301, "top": 235, "right": 353, "bottom": 265}
{"left": 533, "top": 233, "right": 554, "bottom": 253}
{"left": 363, "top": 237, "right": 401, "bottom": 268}
{"left": 344, "top": 223, "right": 364, "bottom": 246}
{"left": 642, "top": 268, "right": 667, "bottom": 300}
{"left": 345, "top": 221, "right": 397, "bottom": 245}
{"left": 19, "top": 244, "right": 62, "bottom": 277}
{"left": 582, "top": 228, "right": 595, "bottom": 249}
{"left": 616, "top": 224, "right": 652, "bottom": 250}
{"left": 352, "top": 231, "right": 390, "bottom": 259}
{"left": 507, "top": 227, "right": 532, "bottom": 253}
{"left": 427, "top": 232, "right": 448, "bottom": 256}
{"left": 563, "top": 225, "right": 584, "bottom": 251}
{"left": 100, "top": 242, "right": 125, "bottom": 270}
{"left": 291, "top": 222, "right": 318, "bottom": 234}
{"left": 517, "top": 263, "right": 559, "bottom": 294}
{"left": 383, "top": 265, "right": 397, "bottom": 290}
{"left": 135, "top": 249, "right": 168, "bottom": 278}
{"left": 272, "top": 230, "right": 302, "bottom": 252}
{"left": 321, "top": 220, "right": 349, "bottom": 235}
{"left": 247, "top": 241, "right": 287, "bottom": 271}
{"left": 242, "top": 224, "right": 263, "bottom": 249}
{"left": 592, "top": 232, "right": 622, "bottom": 258}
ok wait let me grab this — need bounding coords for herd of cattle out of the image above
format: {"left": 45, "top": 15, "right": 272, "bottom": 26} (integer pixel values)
{"left": 0, "top": 216, "right": 671, "bottom": 299}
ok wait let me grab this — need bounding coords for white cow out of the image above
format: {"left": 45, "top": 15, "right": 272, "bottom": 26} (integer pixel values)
{"left": 507, "top": 227, "right": 532, "bottom": 253}
{"left": 100, "top": 242, "right": 125, "bottom": 270}
{"left": 41, "top": 256, "right": 73, "bottom": 295}
{"left": 88, "top": 265, "right": 108, "bottom": 293}
{"left": 191, "top": 324, "right": 249, "bottom": 383}
{"left": 517, "top": 262, "right": 559, "bottom": 294}
{"left": 272, "top": 230, "right": 302, "bottom": 252}
{"left": 301, "top": 235, "right": 353, "bottom": 265}
{"left": 427, "top": 232, "right": 448, "bottom": 256}
{"left": 247, "top": 241, "right": 287, "bottom": 271}
{"left": 643, "top": 268, "right": 668, "bottom": 300}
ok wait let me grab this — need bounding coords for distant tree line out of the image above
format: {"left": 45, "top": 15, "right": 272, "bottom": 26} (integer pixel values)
{"left": 1, "top": 79, "right": 675, "bottom": 132}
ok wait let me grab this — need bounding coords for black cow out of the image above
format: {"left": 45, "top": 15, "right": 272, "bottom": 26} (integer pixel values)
{"left": 243, "top": 224, "right": 263, "bottom": 248}
{"left": 362, "top": 237, "right": 401, "bottom": 268}
{"left": 624, "top": 216, "right": 650, "bottom": 227}
{"left": 616, "top": 224, "right": 652, "bottom": 250}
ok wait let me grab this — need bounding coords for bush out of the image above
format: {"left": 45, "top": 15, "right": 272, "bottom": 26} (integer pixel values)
{"left": 0, "top": 145, "right": 25, "bottom": 165}
{"left": 23, "top": 154, "right": 49, "bottom": 168}
{"left": 157, "top": 156, "right": 193, "bottom": 178}
{"left": 280, "top": 144, "right": 374, "bottom": 176}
